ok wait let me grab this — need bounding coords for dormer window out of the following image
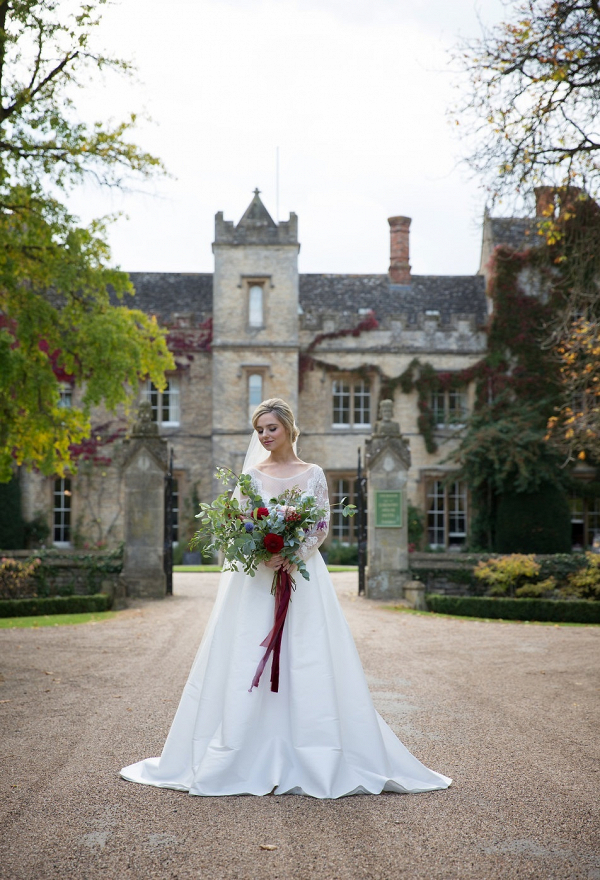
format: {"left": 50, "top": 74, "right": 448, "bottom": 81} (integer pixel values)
{"left": 249, "top": 284, "right": 263, "bottom": 328}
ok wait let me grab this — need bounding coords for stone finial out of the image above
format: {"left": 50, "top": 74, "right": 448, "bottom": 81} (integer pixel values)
{"left": 375, "top": 399, "right": 400, "bottom": 435}
{"left": 131, "top": 400, "right": 159, "bottom": 437}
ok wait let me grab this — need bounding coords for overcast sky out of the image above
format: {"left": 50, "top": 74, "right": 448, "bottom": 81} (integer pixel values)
{"left": 70, "top": 0, "right": 508, "bottom": 277}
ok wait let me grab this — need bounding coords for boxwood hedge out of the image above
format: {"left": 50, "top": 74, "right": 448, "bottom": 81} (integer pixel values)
{"left": 425, "top": 594, "right": 600, "bottom": 624}
{"left": 0, "top": 593, "right": 112, "bottom": 618}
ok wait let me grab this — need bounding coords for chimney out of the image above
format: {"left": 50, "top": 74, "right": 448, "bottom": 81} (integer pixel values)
{"left": 535, "top": 185, "right": 585, "bottom": 218}
{"left": 534, "top": 186, "right": 555, "bottom": 217}
{"left": 388, "top": 216, "right": 411, "bottom": 284}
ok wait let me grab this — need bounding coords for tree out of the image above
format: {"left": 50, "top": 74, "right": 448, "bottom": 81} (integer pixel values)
{"left": 546, "top": 317, "right": 600, "bottom": 461}
{"left": 453, "top": 0, "right": 600, "bottom": 465}
{"left": 0, "top": 0, "right": 173, "bottom": 482}
{"left": 453, "top": 0, "right": 600, "bottom": 207}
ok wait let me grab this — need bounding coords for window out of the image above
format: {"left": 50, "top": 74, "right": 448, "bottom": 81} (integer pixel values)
{"left": 426, "top": 480, "right": 467, "bottom": 549}
{"left": 332, "top": 378, "right": 371, "bottom": 428}
{"left": 329, "top": 475, "right": 365, "bottom": 545}
{"left": 53, "top": 478, "right": 72, "bottom": 546}
{"left": 249, "top": 285, "right": 263, "bottom": 328}
{"left": 570, "top": 496, "right": 600, "bottom": 549}
{"left": 248, "top": 373, "right": 263, "bottom": 423}
{"left": 144, "top": 377, "right": 180, "bottom": 426}
{"left": 58, "top": 383, "right": 73, "bottom": 408}
{"left": 430, "top": 388, "right": 467, "bottom": 428}
{"left": 331, "top": 478, "right": 353, "bottom": 542}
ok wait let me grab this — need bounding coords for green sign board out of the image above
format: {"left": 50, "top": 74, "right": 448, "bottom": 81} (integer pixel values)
{"left": 375, "top": 491, "right": 402, "bottom": 528}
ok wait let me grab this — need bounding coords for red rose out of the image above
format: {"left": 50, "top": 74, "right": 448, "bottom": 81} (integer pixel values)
{"left": 264, "top": 533, "right": 284, "bottom": 553}
{"left": 255, "top": 507, "right": 269, "bottom": 520}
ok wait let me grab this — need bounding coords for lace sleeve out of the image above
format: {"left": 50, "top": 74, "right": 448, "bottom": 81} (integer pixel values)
{"left": 297, "top": 467, "right": 330, "bottom": 562}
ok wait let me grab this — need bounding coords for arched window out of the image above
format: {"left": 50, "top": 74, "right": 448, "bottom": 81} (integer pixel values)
{"left": 248, "top": 373, "right": 263, "bottom": 422}
{"left": 249, "top": 285, "right": 263, "bottom": 327}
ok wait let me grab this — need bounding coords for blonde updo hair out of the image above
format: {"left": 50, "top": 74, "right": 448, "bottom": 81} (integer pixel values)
{"left": 251, "top": 398, "right": 300, "bottom": 444}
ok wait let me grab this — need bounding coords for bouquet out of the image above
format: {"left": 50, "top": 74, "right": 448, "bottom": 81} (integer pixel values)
{"left": 190, "top": 468, "right": 356, "bottom": 694}
{"left": 191, "top": 468, "right": 355, "bottom": 587}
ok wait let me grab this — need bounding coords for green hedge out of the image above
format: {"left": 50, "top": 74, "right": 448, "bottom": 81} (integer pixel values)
{"left": 0, "top": 593, "right": 112, "bottom": 618}
{"left": 425, "top": 593, "right": 600, "bottom": 623}
{"left": 495, "top": 485, "right": 571, "bottom": 554}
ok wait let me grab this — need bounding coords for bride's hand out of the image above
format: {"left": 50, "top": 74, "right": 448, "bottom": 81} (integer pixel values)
{"left": 281, "top": 558, "right": 297, "bottom": 574}
{"left": 264, "top": 554, "right": 283, "bottom": 570}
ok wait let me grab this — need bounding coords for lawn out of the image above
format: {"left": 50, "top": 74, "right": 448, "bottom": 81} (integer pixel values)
{"left": 0, "top": 611, "right": 118, "bottom": 629}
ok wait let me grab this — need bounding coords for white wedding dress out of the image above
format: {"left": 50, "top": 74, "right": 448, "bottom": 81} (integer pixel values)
{"left": 120, "top": 465, "right": 451, "bottom": 798}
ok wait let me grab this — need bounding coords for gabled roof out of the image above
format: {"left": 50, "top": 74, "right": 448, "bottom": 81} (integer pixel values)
{"left": 237, "top": 189, "right": 277, "bottom": 229}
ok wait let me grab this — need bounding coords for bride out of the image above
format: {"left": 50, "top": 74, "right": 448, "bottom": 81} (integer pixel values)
{"left": 120, "top": 398, "right": 451, "bottom": 798}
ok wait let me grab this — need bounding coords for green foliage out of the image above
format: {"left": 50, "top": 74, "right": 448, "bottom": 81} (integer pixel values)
{"left": 563, "top": 552, "right": 600, "bottom": 600}
{"left": 445, "top": 246, "right": 575, "bottom": 549}
{"left": 538, "top": 552, "right": 587, "bottom": 583}
{"left": 0, "top": 556, "right": 40, "bottom": 598}
{"left": 0, "top": 1, "right": 173, "bottom": 481}
{"left": 452, "top": 0, "right": 600, "bottom": 206}
{"left": 326, "top": 543, "right": 358, "bottom": 565}
{"left": 425, "top": 594, "right": 600, "bottom": 624}
{"left": 495, "top": 485, "right": 571, "bottom": 554}
{"left": 474, "top": 553, "right": 541, "bottom": 597}
{"left": 24, "top": 510, "right": 50, "bottom": 548}
{"left": 0, "top": 610, "right": 116, "bottom": 628}
{"left": 407, "top": 502, "right": 425, "bottom": 549}
{"left": 0, "top": 475, "right": 25, "bottom": 548}
{"left": 192, "top": 469, "right": 355, "bottom": 582}
{"left": 0, "top": 593, "right": 112, "bottom": 618}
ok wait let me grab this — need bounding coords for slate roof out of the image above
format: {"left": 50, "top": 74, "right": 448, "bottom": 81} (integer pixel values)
{"left": 488, "top": 217, "right": 536, "bottom": 251}
{"left": 299, "top": 274, "right": 487, "bottom": 326}
{"left": 125, "top": 272, "right": 213, "bottom": 323}
{"left": 116, "top": 270, "right": 486, "bottom": 327}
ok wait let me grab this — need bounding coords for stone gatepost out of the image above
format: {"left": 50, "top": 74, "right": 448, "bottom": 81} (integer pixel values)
{"left": 121, "top": 402, "right": 168, "bottom": 599}
{"left": 364, "top": 400, "right": 411, "bottom": 601}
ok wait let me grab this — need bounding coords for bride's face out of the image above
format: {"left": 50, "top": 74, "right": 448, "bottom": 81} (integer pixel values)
{"left": 256, "top": 412, "right": 290, "bottom": 454}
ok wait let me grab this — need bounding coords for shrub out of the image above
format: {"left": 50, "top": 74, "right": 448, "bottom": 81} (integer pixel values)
{"left": 562, "top": 553, "right": 600, "bottom": 600}
{"left": 0, "top": 477, "right": 25, "bottom": 549}
{"left": 538, "top": 553, "right": 586, "bottom": 584}
{"left": 0, "top": 557, "right": 41, "bottom": 599}
{"left": 407, "top": 503, "right": 425, "bottom": 550}
{"left": 425, "top": 594, "right": 600, "bottom": 623}
{"left": 515, "top": 577, "right": 556, "bottom": 598}
{"left": 0, "top": 593, "right": 112, "bottom": 618}
{"left": 325, "top": 543, "right": 358, "bottom": 565}
{"left": 24, "top": 511, "right": 50, "bottom": 549}
{"left": 495, "top": 485, "right": 571, "bottom": 554}
{"left": 474, "top": 554, "right": 541, "bottom": 597}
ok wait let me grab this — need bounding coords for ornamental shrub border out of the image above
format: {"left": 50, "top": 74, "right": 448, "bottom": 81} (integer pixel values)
{"left": 0, "top": 593, "right": 112, "bottom": 618}
{"left": 425, "top": 594, "right": 600, "bottom": 624}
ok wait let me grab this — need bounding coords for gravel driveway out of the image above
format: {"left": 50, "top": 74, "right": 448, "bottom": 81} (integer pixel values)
{"left": 1, "top": 572, "right": 598, "bottom": 880}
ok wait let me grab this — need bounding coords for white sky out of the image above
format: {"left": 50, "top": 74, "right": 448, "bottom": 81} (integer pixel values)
{"left": 69, "top": 0, "right": 508, "bottom": 277}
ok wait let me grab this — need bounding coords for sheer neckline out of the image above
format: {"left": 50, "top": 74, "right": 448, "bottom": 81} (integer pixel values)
{"left": 251, "top": 464, "right": 318, "bottom": 480}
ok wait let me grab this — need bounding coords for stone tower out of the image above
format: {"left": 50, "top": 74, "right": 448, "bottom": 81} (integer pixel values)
{"left": 211, "top": 190, "right": 300, "bottom": 481}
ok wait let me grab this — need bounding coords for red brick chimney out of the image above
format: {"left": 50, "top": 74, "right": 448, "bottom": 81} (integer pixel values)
{"left": 388, "top": 216, "right": 411, "bottom": 284}
{"left": 535, "top": 185, "right": 584, "bottom": 217}
{"left": 534, "top": 186, "right": 555, "bottom": 217}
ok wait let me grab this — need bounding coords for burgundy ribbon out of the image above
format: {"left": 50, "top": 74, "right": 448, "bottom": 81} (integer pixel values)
{"left": 249, "top": 568, "right": 293, "bottom": 693}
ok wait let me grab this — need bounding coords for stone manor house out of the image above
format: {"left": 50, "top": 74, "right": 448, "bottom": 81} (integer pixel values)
{"left": 23, "top": 189, "right": 588, "bottom": 555}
